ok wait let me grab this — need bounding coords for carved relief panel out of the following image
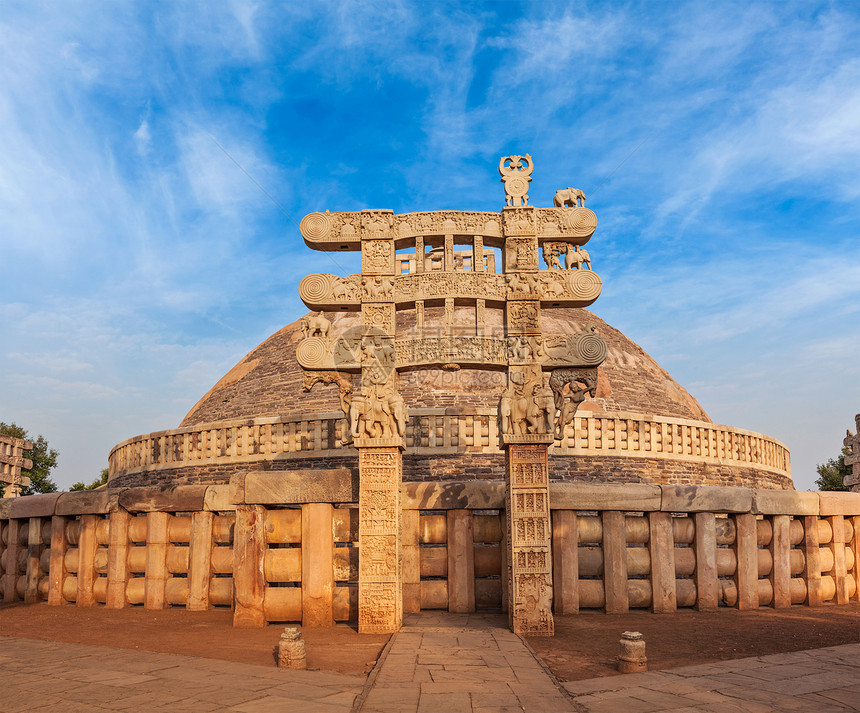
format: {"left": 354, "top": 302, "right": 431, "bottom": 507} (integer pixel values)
{"left": 506, "top": 443, "right": 553, "bottom": 636}
{"left": 358, "top": 447, "right": 402, "bottom": 634}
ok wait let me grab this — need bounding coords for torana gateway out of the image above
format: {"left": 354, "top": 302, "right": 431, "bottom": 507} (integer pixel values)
{"left": 6, "top": 157, "right": 858, "bottom": 636}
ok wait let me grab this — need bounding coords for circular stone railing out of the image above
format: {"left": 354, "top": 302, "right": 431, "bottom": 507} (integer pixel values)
{"left": 108, "top": 409, "right": 790, "bottom": 481}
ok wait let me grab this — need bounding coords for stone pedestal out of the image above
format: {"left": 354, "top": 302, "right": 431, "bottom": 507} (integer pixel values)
{"left": 358, "top": 444, "right": 402, "bottom": 634}
{"left": 505, "top": 439, "right": 554, "bottom": 636}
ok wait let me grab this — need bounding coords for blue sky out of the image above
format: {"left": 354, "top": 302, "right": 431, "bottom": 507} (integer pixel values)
{"left": 2, "top": 1, "right": 859, "bottom": 491}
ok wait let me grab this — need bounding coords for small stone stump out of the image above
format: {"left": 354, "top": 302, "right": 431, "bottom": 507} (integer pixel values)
{"left": 617, "top": 631, "right": 647, "bottom": 673}
{"left": 277, "top": 627, "right": 307, "bottom": 669}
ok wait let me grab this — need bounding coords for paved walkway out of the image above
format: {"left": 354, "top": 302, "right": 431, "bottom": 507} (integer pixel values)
{"left": 564, "top": 643, "right": 860, "bottom": 712}
{"left": 0, "top": 636, "right": 364, "bottom": 712}
{"left": 356, "top": 612, "right": 576, "bottom": 712}
{"left": 2, "top": 617, "right": 860, "bottom": 712}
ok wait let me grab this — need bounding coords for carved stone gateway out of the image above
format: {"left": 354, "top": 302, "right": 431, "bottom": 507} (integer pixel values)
{"left": 844, "top": 414, "right": 860, "bottom": 491}
{"left": 297, "top": 156, "right": 606, "bottom": 634}
{"left": 0, "top": 434, "right": 33, "bottom": 498}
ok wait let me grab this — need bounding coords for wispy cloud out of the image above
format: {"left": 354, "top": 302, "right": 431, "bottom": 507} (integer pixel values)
{"left": 1, "top": 1, "right": 859, "bottom": 490}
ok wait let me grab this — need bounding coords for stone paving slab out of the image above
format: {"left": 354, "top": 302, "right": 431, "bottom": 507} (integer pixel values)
{"left": 4, "top": 619, "right": 860, "bottom": 712}
{"left": 355, "top": 612, "right": 578, "bottom": 713}
{"left": 563, "top": 642, "right": 860, "bottom": 713}
{"left": 0, "top": 635, "right": 364, "bottom": 713}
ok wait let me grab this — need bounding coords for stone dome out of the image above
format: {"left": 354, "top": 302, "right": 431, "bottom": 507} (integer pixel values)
{"left": 181, "top": 308, "right": 710, "bottom": 427}
{"left": 108, "top": 307, "right": 791, "bottom": 491}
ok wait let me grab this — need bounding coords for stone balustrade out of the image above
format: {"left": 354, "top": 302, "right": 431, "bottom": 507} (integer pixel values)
{"left": 107, "top": 409, "right": 790, "bottom": 480}
{"left": 2, "top": 481, "right": 859, "bottom": 623}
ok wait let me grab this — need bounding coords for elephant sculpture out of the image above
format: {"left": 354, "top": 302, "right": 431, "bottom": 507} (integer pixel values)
{"left": 301, "top": 311, "right": 331, "bottom": 339}
{"left": 553, "top": 187, "right": 586, "bottom": 208}
{"left": 542, "top": 242, "right": 591, "bottom": 270}
{"left": 349, "top": 386, "right": 406, "bottom": 440}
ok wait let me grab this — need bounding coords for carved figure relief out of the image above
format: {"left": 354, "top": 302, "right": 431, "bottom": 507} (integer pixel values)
{"left": 549, "top": 367, "right": 598, "bottom": 439}
{"left": 553, "top": 187, "right": 586, "bottom": 208}
{"left": 543, "top": 242, "right": 591, "bottom": 270}
{"left": 362, "top": 240, "right": 393, "bottom": 274}
{"left": 500, "top": 369, "right": 554, "bottom": 436}
{"left": 507, "top": 273, "right": 538, "bottom": 295}
{"left": 302, "top": 370, "right": 353, "bottom": 416}
{"left": 350, "top": 378, "right": 406, "bottom": 440}
{"left": 499, "top": 155, "right": 534, "bottom": 206}
{"left": 364, "top": 276, "right": 394, "bottom": 300}
{"left": 301, "top": 311, "right": 332, "bottom": 339}
{"left": 508, "top": 301, "right": 540, "bottom": 331}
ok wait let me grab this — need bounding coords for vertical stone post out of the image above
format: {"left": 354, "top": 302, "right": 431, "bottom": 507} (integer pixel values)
{"left": 401, "top": 509, "right": 421, "bottom": 614}
{"left": 358, "top": 446, "right": 402, "bottom": 633}
{"left": 47, "top": 515, "right": 68, "bottom": 606}
{"left": 802, "top": 515, "right": 822, "bottom": 607}
{"left": 355, "top": 212, "right": 403, "bottom": 634}
{"left": 447, "top": 509, "right": 475, "bottom": 613}
{"left": 770, "top": 515, "right": 791, "bottom": 609}
{"left": 302, "top": 503, "right": 334, "bottom": 626}
{"left": 25, "top": 517, "right": 44, "bottom": 603}
{"left": 694, "top": 512, "right": 718, "bottom": 611}
{"left": 851, "top": 516, "right": 860, "bottom": 602}
{"left": 506, "top": 443, "right": 554, "bottom": 635}
{"left": 106, "top": 507, "right": 131, "bottom": 609}
{"left": 472, "top": 235, "right": 484, "bottom": 272}
{"left": 187, "top": 510, "right": 214, "bottom": 611}
{"left": 76, "top": 514, "right": 99, "bottom": 607}
{"left": 552, "top": 509, "right": 579, "bottom": 614}
{"left": 602, "top": 510, "right": 628, "bottom": 614}
{"left": 144, "top": 512, "right": 169, "bottom": 610}
{"left": 415, "top": 236, "right": 424, "bottom": 273}
{"left": 233, "top": 504, "right": 267, "bottom": 627}
{"left": 648, "top": 511, "right": 676, "bottom": 613}
{"left": 827, "top": 515, "right": 849, "bottom": 605}
{"left": 733, "top": 513, "right": 758, "bottom": 610}
{"left": 3, "top": 519, "right": 21, "bottom": 602}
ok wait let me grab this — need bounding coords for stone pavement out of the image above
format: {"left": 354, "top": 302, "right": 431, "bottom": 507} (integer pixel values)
{"left": 3, "top": 619, "right": 860, "bottom": 712}
{"left": 356, "top": 612, "right": 576, "bottom": 712}
{"left": 564, "top": 642, "right": 860, "bottom": 713}
{"left": 0, "top": 635, "right": 364, "bottom": 712}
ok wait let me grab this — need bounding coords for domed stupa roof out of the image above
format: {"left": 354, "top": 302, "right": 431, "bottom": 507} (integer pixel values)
{"left": 180, "top": 308, "right": 709, "bottom": 427}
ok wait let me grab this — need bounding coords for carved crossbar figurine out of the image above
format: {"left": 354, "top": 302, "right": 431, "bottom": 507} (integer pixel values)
{"left": 294, "top": 155, "right": 606, "bottom": 635}
{"left": 0, "top": 434, "right": 33, "bottom": 498}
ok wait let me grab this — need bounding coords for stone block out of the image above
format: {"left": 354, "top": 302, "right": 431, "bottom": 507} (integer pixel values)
{"left": 245, "top": 469, "right": 357, "bottom": 504}
{"left": 0, "top": 499, "right": 11, "bottom": 519}
{"left": 818, "top": 491, "right": 860, "bottom": 516}
{"left": 9, "top": 492, "right": 61, "bottom": 518}
{"left": 203, "top": 485, "right": 235, "bottom": 512}
{"left": 402, "top": 481, "right": 505, "bottom": 510}
{"left": 229, "top": 471, "right": 247, "bottom": 505}
{"left": 56, "top": 489, "right": 121, "bottom": 516}
{"left": 117, "top": 485, "right": 207, "bottom": 513}
{"left": 660, "top": 485, "right": 752, "bottom": 513}
{"left": 752, "top": 489, "right": 819, "bottom": 516}
{"left": 550, "top": 483, "right": 661, "bottom": 511}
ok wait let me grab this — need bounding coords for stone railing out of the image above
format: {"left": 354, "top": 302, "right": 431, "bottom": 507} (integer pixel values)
{"left": 108, "top": 409, "right": 790, "bottom": 480}
{"left": 2, "top": 480, "right": 859, "bottom": 623}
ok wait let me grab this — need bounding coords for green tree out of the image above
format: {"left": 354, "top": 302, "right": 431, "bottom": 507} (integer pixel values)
{"left": 0, "top": 422, "right": 59, "bottom": 496}
{"left": 815, "top": 448, "right": 851, "bottom": 491}
{"left": 70, "top": 468, "right": 109, "bottom": 491}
